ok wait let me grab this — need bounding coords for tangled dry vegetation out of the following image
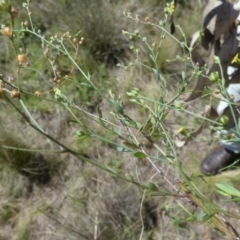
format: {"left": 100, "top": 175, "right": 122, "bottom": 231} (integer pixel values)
{"left": 1, "top": 0, "right": 240, "bottom": 239}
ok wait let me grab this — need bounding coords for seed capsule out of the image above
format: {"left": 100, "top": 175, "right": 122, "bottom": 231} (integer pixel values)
{"left": 10, "top": 7, "right": 18, "bottom": 18}
{"left": 35, "top": 91, "right": 42, "bottom": 97}
{"left": 1, "top": 27, "right": 12, "bottom": 36}
{"left": 62, "top": 32, "right": 69, "bottom": 38}
{"left": 152, "top": 42, "right": 156, "bottom": 48}
{"left": 23, "top": 21, "right": 29, "bottom": 28}
{"left": 11, "top": 90, "right": 20, "bottom": 98}
{"left": 17, "top": 54, "right": 27, "bottom": 63}
{"left": 230, "top": 94, "right": 235, "bottom": 101}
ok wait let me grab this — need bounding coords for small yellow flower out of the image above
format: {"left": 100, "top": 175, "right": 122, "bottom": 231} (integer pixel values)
{"left": 231, "top": 53, "right": 240, "bottom": 64}
{"left": 165, "top": 2, "right": 175, "bottom": 14}
{"left": 178, "top": 127, "right": 185, "bottom": 134}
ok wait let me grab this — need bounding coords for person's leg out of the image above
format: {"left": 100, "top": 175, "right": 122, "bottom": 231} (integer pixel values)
{"left": 200, "top": 84, "right": 240, "bottom": 175}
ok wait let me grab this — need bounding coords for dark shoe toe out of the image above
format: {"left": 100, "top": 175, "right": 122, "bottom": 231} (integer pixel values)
{"left": 200, "top": 146, "right": 240, "bottom": 175}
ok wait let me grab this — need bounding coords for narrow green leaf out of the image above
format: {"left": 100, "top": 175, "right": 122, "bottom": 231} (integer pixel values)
{"left": 76, "top": 131, "right": 88, "bottom": 141}
{"left": 74, "top": 30, "right": 82, "bottom": 37}
{"left": 80, "top": 82, "right": 94, "bottom": 89}
{"left": 123, "top": 141, "right": 139, "bottom": 150}
{"left": 216, "top": 183, "right": 240, "bottom": 197}
{"left": 112, "top": 100, "right": 124, "bottom": 114}
{"left": 112, "top": 126, "right": 121, "bottom": 136}
{"left": 105, "top": 166, "right": 118, "bottom": 175}
{"left": 181, "top": 70, "right": 186, "bottom": 81}
{"left": 123, "top": 117, "right": 137, "bottom": 128}
{"left": 117, "top": 146, "right": 131, "bottom": 152}
{"left": 150, "top": 116, "right": 156, "bottom": 125}
{"left": 196, "top": 210, "right": 206, "bottom": 220}
{"left": 159, "top": 111, "right": 169, "bottom": 121}
{"left": 166, "top": 155, "right": 175, "bottom": 159}
{"left": 201, "top": 212, "right": 217, "bottom": 223}
{"left": 97, "top": 106, "right": 102, "bottom": 119}
{"left": 97, "top": 106, "right": 104, "bottom": 126}
{"left": 215, "top": 189, "right": 231, "bottom": 197}
{"left": 134, "top": 151, "right": 146, "bottom": 159}
{"left": 147, "top": 182, "right": 159, "bottom": 192}
{"left": 150, "top": 54, "right": 156, "bottom": 63}
{"left": 152, "top": 68, "right": 159, "bottom": 77}
{"left": 151, "top": 190, "right": 175, "bottom": 197}
{"left": 186, "top": 216, "right": 197, "bottom": 222}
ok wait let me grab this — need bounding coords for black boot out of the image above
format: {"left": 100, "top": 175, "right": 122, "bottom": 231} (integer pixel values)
{"left": 200, "top": 146, "right": 240, "bottom": 175}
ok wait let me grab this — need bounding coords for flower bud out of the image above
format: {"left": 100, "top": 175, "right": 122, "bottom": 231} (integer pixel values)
{"left": 219, "top": 115, "right": 229, "bottom": 126}
{"left": 174, "top": 101, "right": 183, "bottom": 109}
{"left": 209, "top": 71, "right": 220, "bottom": 82}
